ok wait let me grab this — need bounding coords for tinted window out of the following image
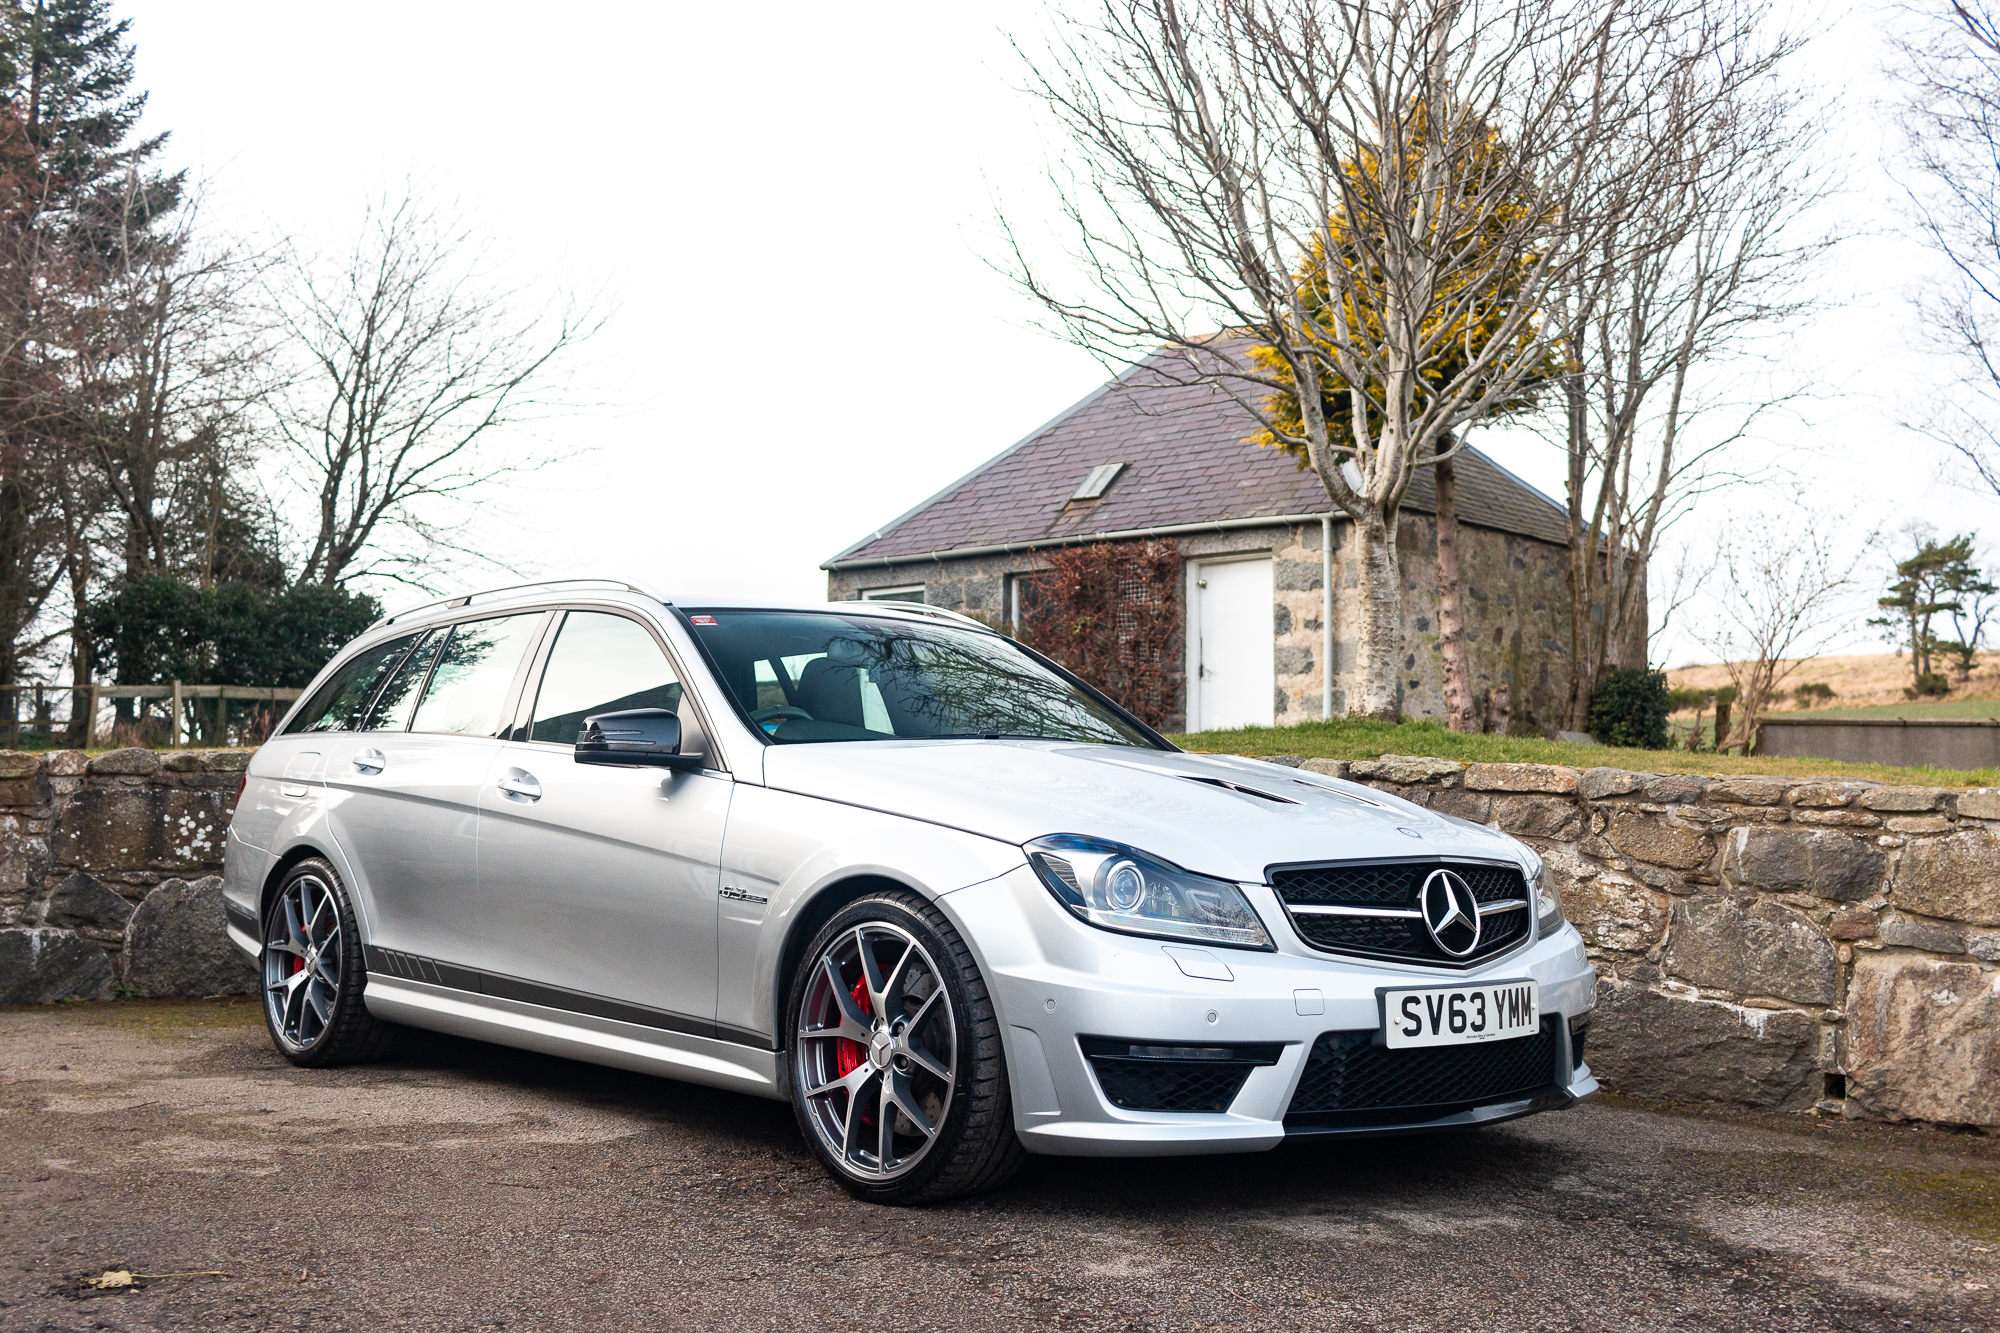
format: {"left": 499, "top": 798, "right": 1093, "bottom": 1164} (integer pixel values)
{"left": 285, "top": 636, "right": 415, "bottom": 734}
{"left": 366, "top": 629, "right": 443, "bottom": 731}
{"left": 531, "top": 612, "right": 682, "bottom": 743}
{"left": 409, "top": 614, "right": 544, "bottom": 736}
{"left": 685, "top": 609, "right": 1157, "bottom": 747}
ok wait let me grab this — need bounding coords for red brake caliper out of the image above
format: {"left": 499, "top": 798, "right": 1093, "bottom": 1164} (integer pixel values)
{"left": 833, "top": 976, "right": 880, "bottom": 1127}
{"left": 834, "top": 976, "right": 872, "bottom": 1078}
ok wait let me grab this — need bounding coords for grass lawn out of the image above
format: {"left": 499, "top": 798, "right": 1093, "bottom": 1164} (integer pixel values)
{"left": 1168, "top": 717, "right": 2000, "bottom": 788}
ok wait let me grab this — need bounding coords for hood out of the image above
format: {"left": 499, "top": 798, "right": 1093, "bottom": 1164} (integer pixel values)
{"left": 759, "top": 739, "right": 1527, "bottom": 884}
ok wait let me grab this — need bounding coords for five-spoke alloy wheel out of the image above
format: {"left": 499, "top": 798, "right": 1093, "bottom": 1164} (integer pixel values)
{"left": 787, "top": 892, "right": 1023, "bottom": 1203}
{"left": 260, "top": 858, "right": 395, "bottom": 1067}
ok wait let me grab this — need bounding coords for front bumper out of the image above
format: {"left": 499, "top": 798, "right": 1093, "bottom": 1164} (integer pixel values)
{"left": 943, "top": 865, "right": 1599, "bottom": 1158}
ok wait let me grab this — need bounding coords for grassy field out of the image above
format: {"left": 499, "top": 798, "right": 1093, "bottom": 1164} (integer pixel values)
{"left": 1168, "top": 717, "right": 2000, "bottom": 787}
{"left": 1669, "top": 649, "right": 2000, "bottom": 711}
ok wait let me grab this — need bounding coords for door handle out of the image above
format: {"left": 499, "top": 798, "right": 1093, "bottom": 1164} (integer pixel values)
{"left": 352, "top": 748, "right": 386, "bottom": 775}
{"left": 497, "top": 771, "right": 541, "bottom": 801}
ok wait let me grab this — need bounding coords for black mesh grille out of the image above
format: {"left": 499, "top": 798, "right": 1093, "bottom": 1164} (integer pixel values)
{"left": 1087, "top": 1057, "right": 1254, "bottom": 1112}
{"left": 1285, "top": 1019, "right": 1561, "bottom": 1128}
{"left": 1270, "top": 860, "right": 1531, "bottom": 967}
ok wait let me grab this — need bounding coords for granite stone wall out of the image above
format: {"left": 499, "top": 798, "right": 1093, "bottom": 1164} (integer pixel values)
{"left": 9, "top": 744, "right": 1985, "bottom": 1132}
{"left": 1251, "top": 753, "right": 2000, "bottom": 1127}
{"left": 0, "top": 747, "right": 253, "bottom": 1003}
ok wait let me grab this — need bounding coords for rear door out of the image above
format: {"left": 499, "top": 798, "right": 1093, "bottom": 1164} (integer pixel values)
{"left": 475, "top": 608, "right": 730, "bottom": 1034}
{"left": 321, "top": 611, "right": 549, "bottom": 971}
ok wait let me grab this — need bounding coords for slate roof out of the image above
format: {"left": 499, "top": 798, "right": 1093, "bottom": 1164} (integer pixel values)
{"left": 824, "top": 346, "right": 1570, "bottom": 569}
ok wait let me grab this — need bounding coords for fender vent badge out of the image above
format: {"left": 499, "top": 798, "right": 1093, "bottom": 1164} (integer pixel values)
{"left": 719, "top": 886, "right": 768, "bottom": 904}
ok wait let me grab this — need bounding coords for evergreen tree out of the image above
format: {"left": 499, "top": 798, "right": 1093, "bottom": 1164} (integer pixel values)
{"left": 1870, "top": 533, "right": 1996, "bottom": 693}
{"left": 0, "top": 0, "right": 183, "bottom": 687}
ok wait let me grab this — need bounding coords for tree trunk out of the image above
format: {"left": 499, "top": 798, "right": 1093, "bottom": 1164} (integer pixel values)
{"left": 1435, "top": 452, "right": 1475, "bottom": 732}
{"left": 1351, "top": 509, "right": 1403, "bottom": 720}
{"left": 1488, "top": 683, "right": 1512, "bottom": 736}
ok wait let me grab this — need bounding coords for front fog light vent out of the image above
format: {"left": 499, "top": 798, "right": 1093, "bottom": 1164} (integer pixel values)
{"left": 1079, "top": 1037, "right": 1282, "bottom": 1113}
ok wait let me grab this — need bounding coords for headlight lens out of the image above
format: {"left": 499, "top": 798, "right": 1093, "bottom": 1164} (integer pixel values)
{"left": 1532, "top": 857, "right": 1564, "bottom": 938}
{"left": 1025, "top": 834, "right": 1274, "bottom": 950}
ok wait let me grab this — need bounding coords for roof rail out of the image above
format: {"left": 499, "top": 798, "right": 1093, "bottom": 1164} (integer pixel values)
{"left": 826, "top": 599, "right": 992, "bottom": 631}
{"left": 369, "top": 578, "right": 665, "bottom": 630}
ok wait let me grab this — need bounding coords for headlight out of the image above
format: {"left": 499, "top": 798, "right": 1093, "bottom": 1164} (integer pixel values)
{"left": 1531, "top": 856, "right": 1564, "bottom": 939}
{"left": 1025, "top": 834, "right": 1274, "bottom": 950}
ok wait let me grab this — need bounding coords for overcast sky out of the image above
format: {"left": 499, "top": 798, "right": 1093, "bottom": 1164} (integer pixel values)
{"left": 127, "top": 0, "right": 1992, "bottom": 666}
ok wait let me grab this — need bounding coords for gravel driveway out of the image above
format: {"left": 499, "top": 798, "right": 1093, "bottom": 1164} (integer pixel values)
{"left": 1, "top": 999, "right": 1995, "bottom": 1332}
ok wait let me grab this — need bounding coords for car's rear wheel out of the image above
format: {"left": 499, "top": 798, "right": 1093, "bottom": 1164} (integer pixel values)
{"left": 786, "top": 891, "right": 1024, "bottom": 1204}
{"left": 261, "top": 858, "right": 396, "bottom": 1067}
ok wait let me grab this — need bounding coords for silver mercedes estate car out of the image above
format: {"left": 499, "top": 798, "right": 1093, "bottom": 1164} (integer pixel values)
{"left": 222, "top": 579, "right": 1598, "bottom": 1203}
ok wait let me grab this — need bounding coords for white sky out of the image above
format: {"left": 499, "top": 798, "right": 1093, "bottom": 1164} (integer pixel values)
{"left": 126, "top": 0, "right": 1993, "bottom": 667}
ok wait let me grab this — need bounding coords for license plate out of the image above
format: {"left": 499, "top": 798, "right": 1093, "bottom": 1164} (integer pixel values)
{"left": 1381, "top": 980, "right": 1539, "bottom": 1049}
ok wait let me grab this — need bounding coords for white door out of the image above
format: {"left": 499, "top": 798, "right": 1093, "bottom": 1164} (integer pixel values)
{"left": 1191, "top": 558, "right": 1274, "bottom": 731}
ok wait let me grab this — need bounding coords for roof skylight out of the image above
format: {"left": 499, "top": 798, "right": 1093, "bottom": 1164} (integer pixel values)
{"left": 1068, "top": 463, "right": 1127, "bottom": 502}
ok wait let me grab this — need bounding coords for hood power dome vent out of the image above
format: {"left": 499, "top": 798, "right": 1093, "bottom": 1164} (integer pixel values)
{"left": 1179, "top": 775, "right": 1301, "bottom": 805}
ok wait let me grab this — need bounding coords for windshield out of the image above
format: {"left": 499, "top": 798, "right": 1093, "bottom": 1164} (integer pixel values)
{"left": 683, "top": 609, "right": 1159, "bottom": 748}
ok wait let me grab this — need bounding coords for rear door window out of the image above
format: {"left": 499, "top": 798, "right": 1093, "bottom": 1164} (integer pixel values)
{"left": 409, "top": 614, "right": 545, "bottom": 737}
{"left": 530, "top": 612, "right": 683, "bottom": 743}
{"left": 285, "top": 635, "right": 416, "bottom": 734}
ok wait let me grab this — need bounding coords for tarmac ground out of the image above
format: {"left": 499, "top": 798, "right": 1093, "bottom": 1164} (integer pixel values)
{"left": 1, "top": 998, "right": 1997, "bottom": 1332}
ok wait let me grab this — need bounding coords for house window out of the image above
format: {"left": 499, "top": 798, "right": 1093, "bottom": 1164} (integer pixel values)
{"left": 860, "top": 584, "right": 926, "bottom": 604}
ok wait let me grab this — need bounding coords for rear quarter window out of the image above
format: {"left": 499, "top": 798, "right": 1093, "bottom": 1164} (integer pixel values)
{"left": 285, "top": 636, "right": 416, "bottom": 734}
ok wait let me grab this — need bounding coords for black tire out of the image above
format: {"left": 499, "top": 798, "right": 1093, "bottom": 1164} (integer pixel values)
{"left": 785, "top": 890, "right": 1025, "bottom": 1205}
{"left": 260, "top": 857, "right": 397, "bottom": 1067}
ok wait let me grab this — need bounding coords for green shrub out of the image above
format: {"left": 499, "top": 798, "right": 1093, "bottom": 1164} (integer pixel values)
{"left": 1907, "top": 672, "right": 1951, "bottom": 699}
{"left": 85, "top": 578, "right": 381, "bottom": 687}
{"left": 1791, "top": 682, "right": 1836, "bottom": 708}
{"left": 1589, "top": 667, "right": 1672, "bottom": 750}
{"left": 1666, "top": 684, "right": 1735, "bottom": 713}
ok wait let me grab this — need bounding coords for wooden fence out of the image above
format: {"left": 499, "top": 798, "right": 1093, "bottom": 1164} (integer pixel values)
{"left": 0, "top": 683, "right": 303, "bottom": 749}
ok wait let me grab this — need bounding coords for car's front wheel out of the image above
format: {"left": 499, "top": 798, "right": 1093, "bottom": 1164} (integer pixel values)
{"left": 786, "top": 890, "right": 1024, "bottom": 1204}
{"left": 261, "top": 857, "right": 397, "bottom": 1067}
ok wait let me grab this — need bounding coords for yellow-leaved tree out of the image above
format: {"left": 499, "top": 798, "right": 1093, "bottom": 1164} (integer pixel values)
{"left": 1251, "top": 114, "right": 1558, "bottom": 731}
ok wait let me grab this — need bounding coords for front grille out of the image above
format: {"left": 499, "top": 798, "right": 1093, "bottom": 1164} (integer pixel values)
{"left": 1284, "top": 1018, "right": 1561, "bottom": 1128}
{"left": 1080, "top": 1038, "right": 1280, "bottom": 1113}
{"left": 1270, "top": 859, "right": 1531, "bottom": 967}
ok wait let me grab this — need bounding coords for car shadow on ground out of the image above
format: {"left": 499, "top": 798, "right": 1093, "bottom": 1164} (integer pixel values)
{"left": 375, "top": 1023, "right": 1583, "bottom": 1215}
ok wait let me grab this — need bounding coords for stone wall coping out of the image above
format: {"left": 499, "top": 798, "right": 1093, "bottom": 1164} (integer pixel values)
{"left": 1762, "top": 716, "right": 2000, "bottom": 729}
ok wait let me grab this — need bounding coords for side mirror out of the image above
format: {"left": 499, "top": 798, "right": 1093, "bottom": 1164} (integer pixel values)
{"left": 575, "top": 708, "right": 703, "bottom": 772}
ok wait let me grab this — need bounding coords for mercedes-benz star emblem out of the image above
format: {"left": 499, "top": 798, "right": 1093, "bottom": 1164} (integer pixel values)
{"left": 1419, "top": 868, "right": 1482, "bottom": 958}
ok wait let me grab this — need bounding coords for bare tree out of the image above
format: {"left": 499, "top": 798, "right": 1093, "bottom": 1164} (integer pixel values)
{"left": 71, "top": 181, "right": 272, "bottom": 589}
{"left": 1006, "top": 0, "right": 1787, "bottom": 719}
{"left": 1550, "top": 51, "right": 1829, "bottom": 731}
{"left": 267, "top": 190, "right": 598, "bottom": 589}
{"left": 1695, "top": 500, "right": 1865, "bottom": 752}
{"left": 1890, "top": 2, "right": 2000, "bottom": 491}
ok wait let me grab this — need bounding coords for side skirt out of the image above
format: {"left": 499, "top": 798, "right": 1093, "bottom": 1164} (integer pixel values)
{"left": 364, "top": 973, "right": 786, "bottom": 1102}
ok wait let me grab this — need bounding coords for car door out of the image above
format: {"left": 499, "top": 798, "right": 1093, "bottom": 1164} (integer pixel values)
{"left": 321, "top": 611, "right": 549, "bottom": 973}
{"left": 474, "top": 607, "right": 730, "bottom": 1034}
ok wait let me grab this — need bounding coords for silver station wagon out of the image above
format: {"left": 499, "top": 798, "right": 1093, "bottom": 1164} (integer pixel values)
{"left": 223, "top": 579, "right": 1598, "bottom": 1203}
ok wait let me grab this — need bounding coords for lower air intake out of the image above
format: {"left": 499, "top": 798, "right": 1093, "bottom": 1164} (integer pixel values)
{"left": 1081, "top": 1038, "right": 1281, "bottom": 1113}
{"left": 1284, "top": 1019, "right": 1561, "bottom": 1129}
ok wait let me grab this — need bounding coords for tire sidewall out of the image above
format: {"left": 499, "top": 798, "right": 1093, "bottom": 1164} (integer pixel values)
{"left": 785, "top": 892, "right": 983, "bottom": 1203}
{"left": 262, "top": 857, "right": 367, "bottom": 1066}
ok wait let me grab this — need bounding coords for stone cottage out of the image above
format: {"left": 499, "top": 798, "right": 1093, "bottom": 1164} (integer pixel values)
{"left": 823, "top": 348, "right": 1585, "bottom": 733}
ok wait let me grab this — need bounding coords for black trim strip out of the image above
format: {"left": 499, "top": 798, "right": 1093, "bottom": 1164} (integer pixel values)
{"left": 360, "top": 945, "right": 777, "bottom": 1051}
{"left": 225, "top": 898, "right": 259, "bottom": 935}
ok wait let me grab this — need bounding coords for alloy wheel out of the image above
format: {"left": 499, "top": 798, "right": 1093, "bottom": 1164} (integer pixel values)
{"left": 794, "top": 921, "right": 957, "bottom": 1182}
{"left": 263, "top": 872, "right": 343, "bottom": 1052}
